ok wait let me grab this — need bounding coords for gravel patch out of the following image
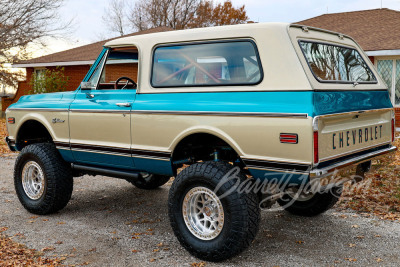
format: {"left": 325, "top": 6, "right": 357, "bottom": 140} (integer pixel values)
{"left": 1, "top": 155, "right": 400, "bottom": 266}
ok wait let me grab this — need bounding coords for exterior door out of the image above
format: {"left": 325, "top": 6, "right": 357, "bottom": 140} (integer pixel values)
{"left": 69, "top": 46, "right": 139, "bottom": 169}
{"left": 69, "top": 90, "right": 135, "bottom": 169}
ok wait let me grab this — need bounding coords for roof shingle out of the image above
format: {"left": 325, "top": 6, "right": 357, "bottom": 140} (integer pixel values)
{"left": 296, "top": 8, "right": 400, "bottom": 51}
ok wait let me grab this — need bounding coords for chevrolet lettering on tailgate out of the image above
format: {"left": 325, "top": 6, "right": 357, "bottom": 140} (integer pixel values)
{"left": 333, "top": 125, "right": 384, "bottom": 149}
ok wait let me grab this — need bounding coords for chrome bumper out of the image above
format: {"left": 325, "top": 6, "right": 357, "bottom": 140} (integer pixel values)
{"left": 310, "top": 145, "right": 397, "bottom": 179}
{"left": 5, "top": 137, "right": 16, "bottom": 152}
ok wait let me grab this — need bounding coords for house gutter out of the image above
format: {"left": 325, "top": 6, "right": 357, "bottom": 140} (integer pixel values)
{"left": 12, "top": 60, "right": 95, "bottom": 68}
{"left": 365, "top": 49, "right": 400, "bottom": 57}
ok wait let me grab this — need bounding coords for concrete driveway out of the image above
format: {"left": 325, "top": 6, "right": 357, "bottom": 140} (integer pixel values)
{"left": 1, "top": 155, "right": 400, "bottom": 266}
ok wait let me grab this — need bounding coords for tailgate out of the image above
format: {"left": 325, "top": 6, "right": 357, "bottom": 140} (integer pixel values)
{"left": 318, "top": 108, "right": 393, "bottom": 162}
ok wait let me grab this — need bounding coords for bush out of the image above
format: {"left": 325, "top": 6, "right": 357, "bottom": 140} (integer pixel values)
{"left": 29, "top": 67, "right": 69, "bottom": 94}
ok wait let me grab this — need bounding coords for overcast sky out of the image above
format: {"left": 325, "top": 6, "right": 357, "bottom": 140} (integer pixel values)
{"left": 44, "top": 0, "right": 400, "bottom": 54}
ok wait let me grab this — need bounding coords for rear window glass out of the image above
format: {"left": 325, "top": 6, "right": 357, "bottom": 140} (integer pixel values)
{"left": 151, "top": 41, "right": 262, "bottom": 87}
{"left": 299, "top": 41, "right": 376, "bottom": 83}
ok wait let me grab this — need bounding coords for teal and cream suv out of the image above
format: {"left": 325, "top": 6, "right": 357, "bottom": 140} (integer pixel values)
{"left": 5, "top": 23, "right": 396, "bottom": 261}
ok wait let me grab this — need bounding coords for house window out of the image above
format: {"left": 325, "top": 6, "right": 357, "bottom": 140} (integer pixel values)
{"left": 377, "top": 59, "right": 400, "bottom": 106}
{"left": 34, "top": 68, "right": 46, "bottom": 81}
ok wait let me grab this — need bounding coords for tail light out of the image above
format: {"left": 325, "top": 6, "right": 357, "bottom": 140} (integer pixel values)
{"left": 313, "top": 117, "right": 319, "bottom": 165}
{"left": 392, "top": 118, "right": 395, "bottom": 142}
{"left": 313, "top": 131, "right": 319, "bottom": 164}
{"left": 8, "top": 117, "right": 15, "bottom": 124}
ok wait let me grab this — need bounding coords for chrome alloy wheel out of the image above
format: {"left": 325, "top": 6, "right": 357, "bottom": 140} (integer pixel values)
{"left": 182, "top": 186, "right": 225, "bottom": 240}
{"left": 22, "top": 161, "right": 45, "bottom": 200}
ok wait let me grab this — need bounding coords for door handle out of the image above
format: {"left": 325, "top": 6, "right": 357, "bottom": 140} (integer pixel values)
{"left": 116, "top": 103, "right": 131, "bottom": 107}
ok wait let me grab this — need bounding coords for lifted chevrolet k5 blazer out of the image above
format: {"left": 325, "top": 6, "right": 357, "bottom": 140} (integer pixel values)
{"left": 5, "top": 23, "right": 396, "bottom": 261}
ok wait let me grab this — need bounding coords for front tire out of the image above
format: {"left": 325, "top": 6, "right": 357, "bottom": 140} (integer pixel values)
{"left": 14, "top": 143, "right": 73, "bottom": 215}
{"left": 168, "top": 161, "right": 260, "bottom": 262}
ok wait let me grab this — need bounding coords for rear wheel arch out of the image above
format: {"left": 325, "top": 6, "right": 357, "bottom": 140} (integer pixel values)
{"left": 171, "top": 131, "right": 245, "bottom": 174}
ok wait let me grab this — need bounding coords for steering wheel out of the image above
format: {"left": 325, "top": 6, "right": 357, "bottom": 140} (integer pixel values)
{"left": 114, "top": 76, "right": 137, "bottom": 89}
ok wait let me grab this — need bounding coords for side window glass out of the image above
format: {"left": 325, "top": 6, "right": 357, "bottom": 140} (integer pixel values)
{"left": 151, "top": 41, "right": 262, "bottom": 88}
{"left": 97, "top": 47, "right": 139, "bottom": 90}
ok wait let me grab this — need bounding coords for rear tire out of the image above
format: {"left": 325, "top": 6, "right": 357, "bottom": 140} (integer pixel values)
{"left": 278, "top": 186, "right": 342, "bottom": 217}
{"left": 14, "top": 143, "right": 73, "bottom": 215}
{"left": 129, "top": 173, "right": 170, "bottom": 190}
{"left": 168, "top": 161, "right": 260, "bottom": 262}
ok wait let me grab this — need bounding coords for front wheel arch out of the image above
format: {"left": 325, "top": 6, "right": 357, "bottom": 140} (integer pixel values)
{"left": 16, "top": 120, "right": 54, "bottom": 150}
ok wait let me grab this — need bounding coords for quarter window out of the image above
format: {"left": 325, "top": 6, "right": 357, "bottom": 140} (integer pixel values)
{"left": 299, "top": 41, "right": 376, "bottom": 83}
{"left": 151, "top": 41, "right": 262, "bottom": 87}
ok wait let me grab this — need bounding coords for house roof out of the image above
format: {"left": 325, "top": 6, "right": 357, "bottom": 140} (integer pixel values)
{"left": 296, "top": 8, "right": 400, "bottom": 52}
{"left": 13, "top": 27, "right": 171, "bottom": 68}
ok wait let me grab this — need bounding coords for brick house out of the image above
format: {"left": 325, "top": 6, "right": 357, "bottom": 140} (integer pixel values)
{"left": 1, "top": 27, "right": 170, "bottom": 112}
{"left": 297, "top": 8, "right": 400, "bottom": 126}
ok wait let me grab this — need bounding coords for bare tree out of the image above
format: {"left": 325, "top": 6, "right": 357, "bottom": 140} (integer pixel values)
{"left": 102, "top": 0, "right": 129, "bottom": 36}
{"left": 102, "top": 0, "right": 250, "bottom": 35}
{"left": 129, "top": 0, "right": 200, "bottom": 30}
{"left": 0, "top": 0, "right": 71, "bottom": 89}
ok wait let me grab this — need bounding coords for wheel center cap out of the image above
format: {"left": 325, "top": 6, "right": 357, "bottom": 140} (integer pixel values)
{"left": 203, "top": 206, "right": 212, "bottom": 217}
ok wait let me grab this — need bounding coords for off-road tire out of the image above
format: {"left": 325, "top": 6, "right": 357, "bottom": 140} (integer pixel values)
{"left": 14, "top": 143, "right": 73, "bottom": 215}
{"left": 278, "top": 186, "right": 342, "bottom": 217}
{"left": 130, "top": 174, "right": 170, "bottom": 190}
{"left": 168, "top": 161, "right": 260, "bottom": 262}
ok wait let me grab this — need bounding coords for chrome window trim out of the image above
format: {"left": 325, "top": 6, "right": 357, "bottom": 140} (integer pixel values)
{"left": 69, "top": 109, "right": 130, "bottom": 114}
{"left": 7, "top": 108, "right": 69, "bottom": 112}
{"left": 131, "top": 110, "right": 309, "bottom": 118}
{"left": 316, "top": 107, "right": 394, "bottom": 118}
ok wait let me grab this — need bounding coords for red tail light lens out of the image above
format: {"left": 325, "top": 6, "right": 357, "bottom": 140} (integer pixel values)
{"left": 7, "top": 117, "right": 15, "bottom": 124}
{"left": 392, "top": 118, "right": 395, "bottom": 142}
{"left": 313, "top": 131, "right": 319, "bottom": 164}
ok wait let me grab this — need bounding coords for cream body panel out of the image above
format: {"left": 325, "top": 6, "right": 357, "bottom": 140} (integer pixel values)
{"left": 69, "top": 112, "right": 131, "bottom": 149}
{"left": 6, "top": 110, "right": 69, "bottom": 143}
{"left": 131, "top": 114, "right": 313, "bottom": 165}
{"left": 318, "top": 109, "right": 392, "bottom": 161}
{"left": 106, "top": 23, "right": 312, "bottom": 93}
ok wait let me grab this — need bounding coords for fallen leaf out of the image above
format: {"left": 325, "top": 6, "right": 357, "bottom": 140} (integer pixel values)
{"left": 41, "top": 246, "right": 55, "bottom": 252}
{"left": 348, "top": 243, "right": 356, "bottom": 248}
